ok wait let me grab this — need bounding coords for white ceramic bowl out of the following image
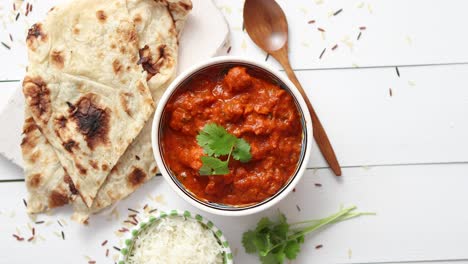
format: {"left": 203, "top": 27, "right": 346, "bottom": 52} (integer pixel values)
{"left": 151, "top": 56, "right": 312, "bottom": 216}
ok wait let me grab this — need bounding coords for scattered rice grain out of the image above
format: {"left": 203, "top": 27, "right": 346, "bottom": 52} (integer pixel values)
{"left": 319, "top": 48, "right": 326, "bottom": 59}
{"left": 333, "top": 9, "right": 343, "bottom": 16}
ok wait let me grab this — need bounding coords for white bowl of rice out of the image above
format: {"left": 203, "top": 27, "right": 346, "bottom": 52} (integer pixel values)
{"left": 119, "top": 209, "right": 233, "bottom": 264}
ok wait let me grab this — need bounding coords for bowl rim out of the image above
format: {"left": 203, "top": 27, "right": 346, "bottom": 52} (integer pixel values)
{"left": 151, "top": 56, "right": 313, "bottom": 216}
{"left": 118, "top": 209, "right": 234, "bottom": 264}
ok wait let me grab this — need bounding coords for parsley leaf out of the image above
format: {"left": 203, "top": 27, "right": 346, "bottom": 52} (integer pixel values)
{"left": 242, "top": 206, "right": 375, "bottom": 264}
{"left": 196, "top": 123, "right": 252, "bottom": 176}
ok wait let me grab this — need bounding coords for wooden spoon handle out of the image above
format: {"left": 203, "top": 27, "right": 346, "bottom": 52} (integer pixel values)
{"left": 272, "top": 50, "right": 342, "bottom": 176}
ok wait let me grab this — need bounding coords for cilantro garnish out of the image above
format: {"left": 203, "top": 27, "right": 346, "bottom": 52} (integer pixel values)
{"left": 242, "top": 206, "right": 375, "bottom": 264}
{"left": 196, "top": 123, "right": 252, "bottom": 175}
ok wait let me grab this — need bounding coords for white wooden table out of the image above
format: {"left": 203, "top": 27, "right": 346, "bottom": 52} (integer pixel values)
{"left": 1, "top": 0, "right": 468, "bottom": 263}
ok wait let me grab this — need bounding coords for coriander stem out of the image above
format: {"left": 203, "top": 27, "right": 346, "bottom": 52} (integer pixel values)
{"left": 226, "top": 145, "right": 234, "bottom": 164}
{"left": 265, "top": 206, "right": 358, "bottom": 254}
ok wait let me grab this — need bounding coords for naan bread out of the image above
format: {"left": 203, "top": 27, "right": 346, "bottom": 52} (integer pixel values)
{"left": 22, "top": 0, "right": 192, "bottom": 218}
{"left": 72, "top": 0, "right": 192, "bottom": 222}
{"left": 22, "top": 109, "right": 75, "bottom": 213}
{"left": 23, "top": 0, "right": 155, "bottom": 207}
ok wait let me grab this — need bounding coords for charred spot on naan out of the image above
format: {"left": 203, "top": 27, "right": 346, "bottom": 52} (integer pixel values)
{"left": 76, "top": 162, "right": 87, "bottom": 175}
{"left": 63, "top": 140, "right": 78, "bottom": 153}
{"left": 48, "top": 189, "right": 69, "bottom": 208}
{"left": 137, "top": 44, "right": 172, "bottom": 80}
{"left": 27, "top": 173, "right": 42, "bottom": 188}
{"left": 71, "top": 94, "right": 110, "bottom": 150}
{"left": 133, "top": 14, "right": 142, "bottom": 25}
{"left": 21, "top": 117, "right": 39, "bottom": 150}
{"left": 23, "top": 76, "right": 51, "bottom": 124}
{"left": 89, "top": 160, "right": 99, "bottom": 170}
{"left": 119, "top": 92, "right": 133, "bottom": 117}
{"left": 50, "top": 50, "right": 65, "bottom": 69}
{"left": 96, "top": 10, "right": 107, "bottom": 23}
{"left": 102, "top": 164, "right": 109, "bottom": 171}
{"left": 64, "top": 174, "right": 79, "bottom": 195}
{"left": 30, "top": 151, "right": 41, "bottom": 163}
{"left": 26, "top": 23, "right": 48, "bottom": 51}
{"left": 112, "top": 59, "right": 123, "bottom": 75}
{"left": 127, "top": 167, "right": 147, "bottom": 188}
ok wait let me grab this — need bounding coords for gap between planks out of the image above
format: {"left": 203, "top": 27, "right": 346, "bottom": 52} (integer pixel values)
{"left": 3, "top": 61, "right": 468, "bottom": 83}
{"left": 1, "top": 161, "right": 468, "bottom": 183}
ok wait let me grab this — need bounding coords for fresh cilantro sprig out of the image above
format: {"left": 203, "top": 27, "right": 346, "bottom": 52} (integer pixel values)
{"left": 242, "top": 206, "right": 375, "bottom": 264}
{"left": 196, "top": 123, "right": 252, "bottom": 176}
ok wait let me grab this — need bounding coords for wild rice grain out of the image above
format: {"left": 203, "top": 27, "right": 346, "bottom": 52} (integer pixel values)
{"left": 61, "top": 231, "right": 65, "bottom": 240}
{"left": 316, "top": 244, "right": 323, "bottom": 249}
{"left": 101, "top": 240, "right": 108, "bottom": 246}
{"left": 124, "top": 220, "right": 137, "bottom": 226}
{"left": 296, "top": 204, "right": 301, "bottom": 212}
{"left": 395, "top": 66, "right": 400, "bottom": 77}
{"left": 2, "top": 42, "right": 11, "bottom": 50}
{"left": 15, "top": 13, "right": 20, "bottom": 21}
{"left": 227, "top": 46, "right": 231, "bottom": 54}
{"left": 106, "top": 249, "right": 109, "bottom": 257}
{"left": 118, "top": 228, "right": 129, "bottom": 233}
{"left": 22, "top": 199, "right": 27, "bottom": 207}
{"left": 265, "top": 53, "right": 270, "bottom": 61}
{"left": 308, "top": 20, "right": 316, "bottom": 24}
{"left": 359, "top": 26, "right": 367, "bottom": 30}
{"left": 149, "top": 209, "right": 158, "bottom": 214}
{"left": 9, "top": 34, "right": 13, "bottom": 42}
{"left": 319, "top": 48, "right": 326, "bottom": 59}
{"left": 57, "top": 220, "right": 63, "bottom": 227}
{"left": 113, "top": 246, "right": 121, "bottom": 251}
{"left": 128, "top": 208, "right": 139, "bottom": 214}
{"left": 27, "top": 236, "right": 34, "bottom": 242}
{"left": 35, "top": 221, "right": 44, "bottom": 225}
{"left": 357, "top": 32, "right": 362, "bottom": 40}
{"left": 389, "top": 88, "right": 393, "bottom": 97}
{"left": 315, "top": 183, "right": 322, "bottom": 187}
{"left": 332, "top": 44, "right": 338, "bottom": 50}
{"left": 13, "top": 234, "right": 24, "bottom": 241}
{"left": 317, "top": 27, "right": 325, "bottom": 32}
{"left": 32, "top": 228, "right": 35, "bottom": 236}
{"left": 333, "top": 9, "right": 343, "bottom": 16}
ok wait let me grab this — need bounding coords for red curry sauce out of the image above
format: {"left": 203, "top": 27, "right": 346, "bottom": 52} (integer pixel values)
{"left": 161, "top": 66, "right": 303, "bottom": 205}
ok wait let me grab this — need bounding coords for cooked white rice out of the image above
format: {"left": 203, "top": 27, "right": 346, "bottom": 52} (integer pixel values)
{"left": 127, "top": 216, "right": 223, "bottom": 264}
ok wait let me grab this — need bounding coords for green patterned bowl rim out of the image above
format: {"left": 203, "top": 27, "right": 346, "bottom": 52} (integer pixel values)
{"left": 118, "top": 209, "right": 234, "bottom": 264}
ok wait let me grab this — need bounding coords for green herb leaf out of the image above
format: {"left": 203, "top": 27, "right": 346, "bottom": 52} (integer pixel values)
{"left": 199, "top": 156, "right": 229, "bottom": 175}
{"left": 260, "top": 253, "right": 280, "bottom": 264}
{"left": 196, "top": 123, "right": 237, "bottom": 157}
{"left": 242, "top": 206, "right": 374, "bottom": 264}
{"left": 256, "top": 217, "right": 273, "bottom": 233}
{"left": 242, "top": 231, "right": 257, "bottom": 253}
{"left": 232, "top": 138, "right": 252, "bottom": 162}
{"left": 284, "top": 240, "right": 300, "bottom": 259}
{"left": 196, "top": 123, "right": 252, "bottom": 176}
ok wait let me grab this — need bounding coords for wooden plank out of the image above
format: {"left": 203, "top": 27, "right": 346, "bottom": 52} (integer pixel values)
{"left": 216, "top": 0, "right": 468, "bottom": 70}
{"left": 2, "top": 63, "right": 468, "bottom": 179}
{"left": 1, "top": 164, "right": 468, "bottom": 263}
{"left": 4, "top": 0, "right": 468, "bottom": 79}
{"left": 297, "top": 64, "right": 468, "bottom": 169}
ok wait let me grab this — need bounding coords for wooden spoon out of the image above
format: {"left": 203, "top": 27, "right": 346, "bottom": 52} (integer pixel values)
{"left": 243, "top": 0, "right": 342, "bottom": 176}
